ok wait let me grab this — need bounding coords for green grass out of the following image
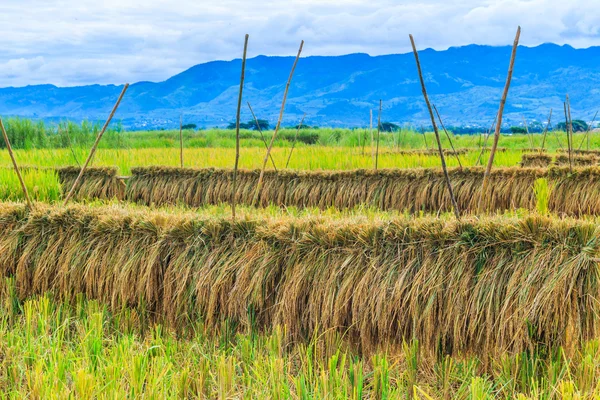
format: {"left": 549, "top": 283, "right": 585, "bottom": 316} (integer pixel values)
{"left": 2, "top": 281, "right": 600, "bottom": 398}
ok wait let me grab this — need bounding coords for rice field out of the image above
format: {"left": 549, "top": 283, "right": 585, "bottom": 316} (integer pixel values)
{"left": 4, "top": 125, "right": 600, "bottom": 397}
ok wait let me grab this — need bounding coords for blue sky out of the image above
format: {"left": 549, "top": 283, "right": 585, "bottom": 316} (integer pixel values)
{"left": 0, "top": 0, "right": 599, "bottom": 87}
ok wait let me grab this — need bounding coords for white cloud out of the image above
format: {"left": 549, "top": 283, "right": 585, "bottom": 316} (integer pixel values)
{"left": 0, "top": 0, "right": 599, "bottom": 86}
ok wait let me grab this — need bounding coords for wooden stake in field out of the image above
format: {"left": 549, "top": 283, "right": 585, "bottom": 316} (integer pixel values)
{"left": 564, "top": 100, "right": 573, "bottom": 172}
{"left": 476, "top": 113, "right": 497, "bottom": 166}
{"left": 247, "top": 102, "right": 277, "bottom": 171}
{"left": 540, "top": 109, "right": 552, "bottom": 152}
{"left": 375, "top": 100, "right": 382, "bottom": 170}
{"left": 420, "top": 126, "right": 429, "bottom": 149}
{"left": 232, "top": 34, "right": 249, "bottom": 220}
{"left": 285, "top": 113, "right": 306, "bottom": 169}
{"left": 253, "top": 40, "right": 304, "bottom": 206}
{"left": 479, "top": 26, "right": 520, "bottom": 213}
{"left": 59, "top": 123, "right": 81, "bottom": 167}
{"left": 179, "top": 114, "right": 184, "bottom": 168}
{"left": 577, "top": 110, "right": 598, "bottom": 150}
{"left": 0, "top": 118, "right": 32, "bottom": 209}
{"left": 370, "top": 109, "right": 374, "bottom": 166}
{"left": 63, "top": 84, "right": 129, "bottom": 206}
{"left": 433, "top": 104, "right": 462, "bottom": 168}
{"left": 522, "top": 115, "right": 534, "bottom": 149}
{"left": 410, "top": 34, "right": 461, "bottom": 219}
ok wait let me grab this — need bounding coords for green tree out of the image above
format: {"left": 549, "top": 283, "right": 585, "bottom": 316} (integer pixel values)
{"left": 557, "top": 120, "right": 588, "bottom": 132}
{"left": 510, "top": 126, "right": 527, "bottom": 134}
{"left": 181, "top": 123, "right": 197, "bottom": 130}
{"left": 379, "top": 122, "right": 400, "bottom": 132}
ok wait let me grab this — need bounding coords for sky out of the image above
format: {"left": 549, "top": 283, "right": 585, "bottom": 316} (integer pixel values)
{"left": 1, "top": 0, "right": 599, "bottom": 87}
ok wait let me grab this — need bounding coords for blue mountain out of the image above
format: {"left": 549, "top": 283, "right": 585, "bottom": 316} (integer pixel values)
{"left": 1, "top": 43, "right": 599, "bottom": 129}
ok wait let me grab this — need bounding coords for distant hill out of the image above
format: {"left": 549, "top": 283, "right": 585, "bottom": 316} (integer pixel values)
{"left": 1, "top": 43, "right": 599, "bottom": 129}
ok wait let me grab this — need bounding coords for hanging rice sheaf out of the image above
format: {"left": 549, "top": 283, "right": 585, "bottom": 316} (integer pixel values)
{"left": 0, "top": 202, "right": 599, "bottom": 357}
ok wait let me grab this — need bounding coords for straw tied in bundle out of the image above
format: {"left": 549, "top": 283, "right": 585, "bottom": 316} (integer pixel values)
{"left": 0, "top": 202, "right": 599, "bottom": 358}
{"left": 57, "top": 166, "right": 125, "bottom": 201}
{"left": 124, "top": 166, "right": 600, "bottom": 216}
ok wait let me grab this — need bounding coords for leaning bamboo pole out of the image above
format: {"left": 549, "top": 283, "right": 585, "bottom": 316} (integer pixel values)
{"left": 63, "top": 84, "right": 129, "bottom": 206}
{"left": 540, "top": 109, "right": 552, "bottom": 152}
{"left": 370, "top": 110, "right": 374, "bottom": 166}
{"left": 375, "top": 100, "right": 382, "bottom": 170}
{"left": 522, "top": 115, "right": 534, "bottom": 148}
{"left": 59, "top": 123, "right": 81, "bottom": 167}
{"left": 478, "top": 26, "right": 520, "bottom": 213}
{"left": 433, "top": 104, "right": 462, "bottom": 168}
{"left": 410, "top": 34, "right": 461, "bottom": 219}
{"left": 286, "top": 113, "right": 306, "bottom": 169}
{"left": 476, "top": 113, "right": 497, "bottom": 166}
{"left": 247, "top": 102, "right": 277, "bottom": 171}
{"left": 232, "top": 34, "right": 249, "bottom": 220}
{"left": 577, "top": 111, "right": 598, "bottom": 150}
{"left": 253, "top": 40, "right": 303, "bottom": 206}
{"left": 0, "top": 118, "right": 32, "bottom": 209}
{"left": 564, "top": 100, "right": 573, "bottom": 172}
{"left": 179, "top": 115, "right": 184, "bottom": 168}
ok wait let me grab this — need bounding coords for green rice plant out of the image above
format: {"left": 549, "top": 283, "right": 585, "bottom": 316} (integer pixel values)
{"left": 534, "top": 177, "right": 551, "bottom": 215}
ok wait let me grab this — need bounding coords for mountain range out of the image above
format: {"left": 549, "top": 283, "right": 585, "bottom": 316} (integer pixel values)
{"left": 1, "top": 43, "right": 599, "bottom": 129}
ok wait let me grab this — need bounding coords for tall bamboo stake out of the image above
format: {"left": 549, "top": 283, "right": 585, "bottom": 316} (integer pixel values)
{"left": 540, "top": 109, "right": 552, "bottom": 152}
{"left": 286, "top": 113, "right": 306, "bottom": 168}
{"left": 63, "top": 84, "right": 129, "bottom": 206}
{"left": 247, "top": 102, "right": 277, "bottom": 171}
{"left": 179, "top": 114, "right": 184, "bottom": 168}
{"left": 59, "top": 123, "right": 81, "bottom": 166}
{"left": 232, "top": 34, "right": 249, "bottom": 220}
{"left": 370, "top": 110, "right": 374, "bottom": 166}
{"left": 522, "top": 115, "right": 534, "bottom": 149}
{"left": 421, "top": 126, "right": 429, "bottom": 149}
{"left": 375, "top": 100, "right": 382, "bottom": 170}
{"left": 433, "top": 104, "right": 462, "bottom": 168}
{"left": 0, "top": 118, "right": 32, "bottom": 208}
{"left": 410, "top": 34, "right": 460, "bottom": 219}
{"left": 476, "top": 113, "right": 497, "bottom": 166}
{"left": 253, "top": 40, "right": 303, "bottom": 206}
{"left": 564, "top": 100, "right": 573, "bottom": 172}
{"left": 577, "top": 111, "right": 598, "bottom": 150}
{"left": 479, "top": 26, "right": 520, "bottom": 213}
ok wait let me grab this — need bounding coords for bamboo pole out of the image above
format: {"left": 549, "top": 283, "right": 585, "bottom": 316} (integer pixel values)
{"left": 370, "top": 110, "right": 374, "bottom": 166}
{"left": 179, "top": 115, "right": 184, "bottom": 168}
{"left": 476, "top": 113, "right": 497, "bottom": 166}
{"left": 286, "top": 113, "right": 306, "bottom": 168}
{"left": 232, "top": 34, "right": 249, "bottom": 220}
{"left": 564, "top": 100, "right": 573, "bottom": 172}
{"left": 59, "top": 123, "right": 81, "bottom": 167}
{"left": 540, "top": 109, "right": 552, "bottom": 152}
{"left": 410, "top": 34, "right": 461, "bottom": 219}
{"left": 433, "top": 104, "right": 462, "bottom": 168}
{"left": 421, "top": 126, "right": 429, "bottom": 149}
{"left": 478, "top": 26, "right": 520, "bottom": 213}
{"left": 253, "top": 40, "right": 303, "bottom": 206}
{"left": 577, "top": 111, "right": 598, "bottom": 150}
{"left": 375, "top": 100, "right": 382, "bottom": 170}
{"left": 0, "top": 118, "right": 32, "bottom": 209}
{"left": 63, "top": 84, "right": 129, "bottom": 206}
{"left": 247, "top": 102, "right": 277, "bottom": 171}
{"left": 522, "top": 115, "right": 534, "bottom": 149}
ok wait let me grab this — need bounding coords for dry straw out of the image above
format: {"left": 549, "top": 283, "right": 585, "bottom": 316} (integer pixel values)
{"left": 2, "top": 202, "right": 600, "bottom": 358}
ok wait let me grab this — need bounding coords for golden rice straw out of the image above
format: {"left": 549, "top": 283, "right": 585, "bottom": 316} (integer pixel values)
{"left": 479, "top": 26, "right": 520, "bottom": 212}
{"left": 286, "top": 112, "right": 306, "bottom": 168}
{"left": 247, "top": 102, "right": 277, "bottom": 171}
{"left": 540, "top": 109, "right": 552, "bottom": 152}
{"left": 434, "top": 104, "right": 462, "bottom": 168}
{"left": 0, "top": 118, "right": 32, "bottom": 209}
{"left": 375, "top": 100, "right": 382, "bottom": 170}
{"left": 63, "top": 84, "right": 129, "bottom": 206}
{"left": 253, "top": 40, "right": 303, "bottom": 206}
{"left": 410, "top": 34, "right": 461, "bottom": 219}
{"left": 232, "top": 34, "right": 249, "bottom": 220}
